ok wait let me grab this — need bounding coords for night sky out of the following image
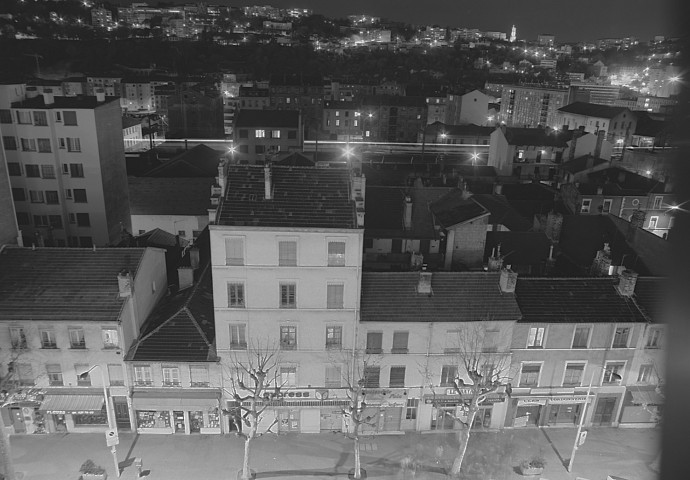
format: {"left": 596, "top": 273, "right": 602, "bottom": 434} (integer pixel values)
{"left": 153, "top": 0, "right": 680, "bottom": 43}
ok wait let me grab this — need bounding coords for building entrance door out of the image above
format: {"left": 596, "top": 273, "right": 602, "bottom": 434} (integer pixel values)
{"left": 10, "top": 408, "right": 25, "bottom": 433}
{"left": 592, "top": 397, "right": 616, "bottom": 425}
{"left": 173, "top": 411, "right": 186, "bottom": 433}
{"left": 54, "top": 414, "right": 67, "bottom": 432}
{"left": 113, "top": 397, "right": 131, "bottom": 430}
{"left": 279, "top": 410, "right": 300, "bottom": 432}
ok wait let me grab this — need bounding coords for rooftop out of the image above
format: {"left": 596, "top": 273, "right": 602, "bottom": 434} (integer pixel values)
{"left": 134, "top": 228, "right": 189, "bottom": 249}
{"left": 502, "top": 127, "right": 571, "bottom": 147}
{"left": 360, "top": 272, "right": 521, "bottom": 322}
{"left": 558, "top": 102, "right": 630, "bottom": 119}
{"left": 216, "top": 165, "right": 358, "bottom": 229}
{"left": 429, "top": 189, "right": 489, "bottom": 228}
{"left": 128, "top": 177, "right": 212, "bottom": 216}
{"left": 0, "top": 247, "right": 146, "bottom": 322}
{"left": 11, "top": 95, "right": 121, "bottom": 110}
{"left": 484, "top": 231, "right": 552, "bottom": 267}
{"left": 515, "top": 277, "right": 646, "bottom": 323}
{"left": 234, "top": 109, "right": 300, "bottom": 128}
{"left": 471, "top": 194, "right": 533, "bottom": 231}
{"left": 142, "top": 144, "right": 222, "bottom": 178}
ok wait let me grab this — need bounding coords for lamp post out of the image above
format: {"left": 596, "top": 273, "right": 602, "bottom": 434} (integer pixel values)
{"left": 79, "top": 366, "right": 120, "bottom": 477}
{"left": 567, "top": 366, "right": 621, "bottom": 472}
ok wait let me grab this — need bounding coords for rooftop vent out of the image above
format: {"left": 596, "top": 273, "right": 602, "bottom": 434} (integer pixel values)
{"left": 499, "top": 266, "right": 517, "bottom": 293}
{"left": 117, "top": 269, "right": 133, "bottom": 297}
{"left": 417, "top": 269, "right": 432, "bottom": 295}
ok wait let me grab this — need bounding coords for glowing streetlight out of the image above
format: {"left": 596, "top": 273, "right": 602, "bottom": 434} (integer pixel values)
{"left": 343, "top": 146, "right": 353, "bottom": 158}
{"left": 470, "top": 152, "right": 480, "bottom": 163}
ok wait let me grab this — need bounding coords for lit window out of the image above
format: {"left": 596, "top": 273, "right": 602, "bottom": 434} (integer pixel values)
{"left": 102, "top": 328, "right": 119, "bottom": 348}
{"left": 527, "top": 327, "right": 545, "bottom": 348}
{"left": 255, "top": 129, "right": 265, "bottom": 138}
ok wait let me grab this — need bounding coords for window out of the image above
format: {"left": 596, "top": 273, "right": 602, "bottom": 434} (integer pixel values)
{"left": 69, "top": 213, "right": 76, "bottom": 224}
{"left": 3, "top": 136, "right": 17, "bottom": 150}
{"left": 76, "top": 363, "right": 91, "bottom": 386}
{"left": 66, "top": 138, "right": 81, "bottom": 152}
{"left": 653, "top": 196, "right": 663, "bottom": 209}
{"left": 40, "top": 329, "right": 57, "bottom": 348}
{"left": 20, "top": 138, "right": 36, "bottom": 151}
{"left": 10, "top": 327, "right": 27, "bottom": 349}
{"left": 34, "top": 215, "right": 49, "bottom": 227}
{"left": 328, "top": 241, "right": 346, "bottom": 266}
{"left": 603, "top": 362, "right": 624, "bottom": 384}
{"left": 646, "top": 327, "right": 662, "bottom": 348}
{"left": 327, "top": 283, "right": 344, "bottom": 309}
{"left": 55, "top": 111, "right": 62, "bottom": 122}
{"left": 366, "top": 331, "right": 383, "bottom": 354}
{"left": 48, "top": 215, "right": 63, "bottom": 229}
{"left": 46, "top": 364, "right": 63, "bottom": 386}
{"left": 63, "top": 111, "right": 77, "bottom": 126}
{"left": 363, "top": 366, "right": 380, "bottom": 388}
{"left": 162, "top": 366, "right": 180, "bottom": 386}
{"left": 519, "top": 364, "right": 541, "bottom": 387}
{"left": 280, "top": 326, "right": 297, "bottom": 350}
{"left": 229, "top": 324, "right": 247, "bottom": 349}
{"left": 581, "top": 198, "right": 592, "bottom": 213}
{"left": 325, "top": 365, "right": 341, "bottom": 388}
{"left": 389, "top": 366, "right": 406, "bottom": 388}
{"left": 108, "top": 364, "right": 125, "bottom": 386}
{"left": 280, "top": 283, "right": 296, "bottom": 308}
{"left": 612, "top": 326, "right": 630, "bottom": 348}
{"left": 30, "top": 190, "right": 44, "bottom": 203}
{"left": 648, "top": 216, "right": 658, "bottom": 229}
{"left": 69, "top": 163, "right": 84, "bottom": 177}
{"left": 255, "top": 129, "right": 265, "bottom": 138}
{"left": 225, "top": 237, "right": 244, "bottom": 265}
{"left": 16, "top": 212, "right": 30, "bottom": 225}
{"left": 62, "top": 163, "right": 69, "bottom": 174}
{"left": 177, "top": 230, "right": 185, "bottom": 237}
{"left": 102, "top": 328, "right": 119, "bottom": 348}
{"left": 76, "top": 213, "right": 90, "bottom": 227}
{"left": 271, "top": 130, "right": 281, "bottom": 138}
{"left": 73, "top": 189, "right": 87, "bottom": 203}
{"left": 280, "top": 366, "right": 297, "bottom": 387}
{"left": 227, "top": 283, "right": 245, "bottom": 308}
{"left": 440, "top": 365, "right": 458, "bottom": 387}
{"left": 335, "top": 111, "right": 340, "bottom": 117}
{"left": 563, "top": 363, "right": 585, "bottom": 386}
{"left": 69, "top": 328, "right": 85, "bottom": 349}
{"left": 0, "top": 109, "right": 11, "bottom": 123}
{"left": 34, "top": 138, "right": 52, "bottom": 153}
{"left": 326, "top": 326, "right": 342, "bottom": 349}
{"left": 278, "top": 240, "right": 297, "bottom": 266}
{"left": 17, "top": 111, "right": 32, "bottom": 124}
{"left": 12, "top": 188, "right": 26, "bottom": 202}
{"left": 527, "top": 327, "right": 545, "bottom": 348}
{"left": 134, "top": 365, "right": 153, "bottom": 386}
{"left": 335, "top": 120, "right": 340, "bottom": 127}
{"left": 45, "top": 191, "right": 59, "bottom": 205}
{"left": 602, "top": 199, "right": 612, "bottom": 214}
{"left": 637, "top": 364, "right": 653, "bottom": 383}
{"left": 25, "top": 164, "right": 40, "bottom": 178}
{"left": 40, "top": 164, "right": 55, "bottom": 178}
{"left": 392, "top": 331, "right": 409, "bottom": 353}
{"left": 570, "top": 325, "right": 590, "bottom": 348}
{"left": 17, "top": 363, "right": 34, "bottom": 386}
{"left": 405, "top": 398, "right": 419, "bottom": 420}
{"left": 59, "top": 138, "right": 66, "bottom": 149}
{"left": 255, "top": 145, "right": 265, "bottom": 154}
{"left": 190, "top": 365, "right": 210, "bottom": 387}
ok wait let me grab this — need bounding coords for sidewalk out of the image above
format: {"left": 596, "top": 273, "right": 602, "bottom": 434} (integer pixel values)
{"left": 9, "top": 427, "right": 660, "bottom": 480}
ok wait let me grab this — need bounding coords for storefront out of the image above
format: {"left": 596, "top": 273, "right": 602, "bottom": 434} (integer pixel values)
{"left": 424, "top": 392, "right": 505, "bottom": 431}
{"left": 506, "top": 395, "right": 593, "bottom": 428}
{"left": 131, "top": 389, "right": 221, "bottom": 435}
{"left": 619, "top": 387, "right": 663, "bottom": 427}
{"left": 358, "top": 389, "right": 407, "bottom": 434}
{"left": 39, "top": 392, "right": 107, "bottom": 433}
{"left": 3, "top": 403, "right": 45, "bottom": 434}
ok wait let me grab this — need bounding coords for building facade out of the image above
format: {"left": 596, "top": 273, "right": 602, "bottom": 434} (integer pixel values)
{"left": 500, "top": 85, "right": 569, "bottom": 128}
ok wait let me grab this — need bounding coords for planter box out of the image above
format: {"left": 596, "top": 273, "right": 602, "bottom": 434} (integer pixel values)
{"left": 519, "top": 466, "right": 544, "bottom": 476}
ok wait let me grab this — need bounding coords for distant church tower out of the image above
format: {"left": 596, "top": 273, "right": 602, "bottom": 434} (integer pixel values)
{"left": 510, "top": 25, "right": 516, "bottom": 42}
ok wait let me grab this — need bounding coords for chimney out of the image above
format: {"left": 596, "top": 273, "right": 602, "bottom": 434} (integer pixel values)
{"left": 594, "top": 129, "right": 606, "bottom": 158}
{"left": 42, "top": 88, "right": 55, "bottom": 105}
{"left": 403, "top": 195, "right": 413, "bottom": 230}
{"left": 616, "top": 269, "right": 638, "bottom": 297}
{"left": 189, "top": 245, "right": 200, "bottom": 269}
{"left": 596, "top": 185, "right": 603, "bottom": 195}
{"left": 95, "top": 88, "right": 106, "bottom": 103}
{"left": 25, "top": 86, "right": 39, "bottom": 99}
{"left": 417, "top": 270, "right": 433, "bottom": 295}
{"left": 590, "top": 242, "right": 612, "bottom": 276}
{"left": 493, "top": 183, "right": 503, "bottom": 195}
{"left": 568, "top": 128, "right": 583, "bottom": 161}
{"left": 264, "top": 164, "right": 272, "bottom": 200}
{"left": 178, "top": 266, "right": 194, "bottom": 290}
{"left": 217, "top": 158, "right": 227, "bottom": 195}
{"left": 117, "top": 269, "right": 133, "bottom": 297}
{"left": 487, "top": 246, "right": 503, "bottom": 271}
{"left": 499, "top": 266, "right": 517, "bottom": 293}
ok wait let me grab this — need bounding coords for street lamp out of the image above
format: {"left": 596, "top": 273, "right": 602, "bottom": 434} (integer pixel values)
{"left": 79, "top": 366, "right": 120, "bottom": 478}
{"left": 567, "top": 366, "right": 621, "bottom": 472}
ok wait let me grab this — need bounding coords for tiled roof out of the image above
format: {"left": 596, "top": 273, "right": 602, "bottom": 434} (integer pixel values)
{"left": 632, "top": 277, "right": 668, "bottom": 322}
{"left": 134, "top": 228, "right": 189, "bottom": 248}
{"left": 515, "top": 277, "right": 646, "bottom": 323}
{"left": 234, "top": 109, "right": 299, "bottom": 128}
{"left": 561, "top": 155, "right": 609, "bottom": 174}
{"left": 360, "top": 272, "right": 521, "bottom": 322}
{"left": 504, "top": 127, "right": 571, "bottom": 147}
{"left": 429, "top": 190, "right": 488, "bottom": 228}
{"left": 0, "top": 247, "right": 146, "bottom": 321}
{"left": 122, "top": 116, "right": 142, "bottom": 129}
{"left": 557, "top": 102, "right": 629, "bottom": 119}
{"left": 216, "top": 165, "right": 357, "bottom": 229}
{"left": 11, "top": 96, "right": 121, "bottom": 110}
{"left": 128, "top": 177, "right": 212, "bottom": 216}
{"left": 361, "top": 95, "right": 427, "bottom": 107}
{"left": 127, "top": 264, "right": 216, "bottom": 362}
{"left": 471, "top": 194, "right": 533, "bottom": 231}
{"left": 143, "top": 144, "right": 222, "bottom": 178}
{"left": 484, "top": 232, "right": 552, "bottom": 266}
{"left": 426, "top": 122, "right": 494, "bottom": 138}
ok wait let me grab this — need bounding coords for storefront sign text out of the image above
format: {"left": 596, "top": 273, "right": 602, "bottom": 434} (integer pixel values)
{"left": 517, "top": 398, "right": 547, "bottom": 406}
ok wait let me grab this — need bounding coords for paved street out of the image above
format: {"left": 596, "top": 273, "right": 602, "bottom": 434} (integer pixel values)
{"left": 9, "top": 427, "right": 659, "bottom": 480}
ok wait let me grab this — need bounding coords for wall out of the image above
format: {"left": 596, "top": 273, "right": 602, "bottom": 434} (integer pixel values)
{"left": 459, "top": 90, "right": 489, "bottom": 126}
{"left": 0, "top": 150, "right": 19, "bottom": 245}
{"left": 449, "top": 215, "right": 489, "bottom": 269}
{"left": 488, "top": 128, "right": 510, "bottom": 175}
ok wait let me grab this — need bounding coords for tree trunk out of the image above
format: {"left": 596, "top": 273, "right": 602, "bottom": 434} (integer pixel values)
{"left": 353, "top": 434, "right": 361, "bottom": 479}
{"left": 0, "top": 412, "right": 16, "bottom": 480}
{"left": 450, "top": 406, "right": 478, "bottom": 476}
{"left": 242, "top": 418, "right": 257, "bottom": 480}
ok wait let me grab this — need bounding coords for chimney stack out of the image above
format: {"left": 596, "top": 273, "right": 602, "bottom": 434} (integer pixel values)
{"left": 25, "top": 86, "right": 39, "bottom": 99}
{"left": 42, "top": 88, "right": 55, "bottom": 105}
{"left": 616, "top": 269, "right": 638, "bottom": 297}
{"left": 417, "top": 269, "right": 433, "bottom": 295}
{"left": 95, "top": 88, "right": 106, "bottom": 103}
{"left": 594, "top": 129, "right": 606, "bottom": 158}
{"left": 487, "top": 246, "right": 504, "bottom": 271}
{"left": 499, "top": 266, "right": 517, "bottom": 293}
{"left": 178, "top": 266, "right": 194, "bottom": 290}
{"left": 264, "top": 164, "right": 272, "bottom": 200}
{"left": 568, "top": 128, "right": 584, "bottom": 161}
{"left": 189, "top": 245, "right": 200, "bottom": 269}
{"left": 403, "top": 195, "right": 413, "bottom": 230}
{"left": 117, "top": 269, "right": 133, "bottom": 297}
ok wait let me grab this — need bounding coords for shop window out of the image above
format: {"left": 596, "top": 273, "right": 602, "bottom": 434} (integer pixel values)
{"left": 363, "top": 366, "right": 380, "bottom": 388}
{"left": 519, "top": 364, "right": 541, "bottom": 387}
{"left": 46, "top": 364, "right": 63, "bottom": 386}
{"left": 325, "top": 365, "right": 341, "bottom": 388}
{"left": 326, "top": 326, "right": 342, "bottom": 350}
{"left": 392, "top": 331, "right": 409, "bottom": 353}
{"left": 365, "top": 331, "right": 382, "bottom": 354}
{"left": 74, "top": 408, "right": 108, "bottom": 425}
{"left": 389, "top": 366, "right": 406, "bottom": 388}
{"left": 327, "top": 284, "right": 344, "bottom": 309}
{"left": 405, "top": 398, "right": 419, "bottom": 420}
{"left": 190, "top": 365, "right": 210, "bottom": 387}
{"left": 137, "top": 411, "right": 170, "bottom": 429}
{"left": 440, "top": 365, "right": 458, "bottom": 387}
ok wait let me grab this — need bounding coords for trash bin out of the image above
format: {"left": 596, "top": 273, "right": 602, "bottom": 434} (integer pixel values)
{"left": 134, "top": 457, "right": 143, "bottom": 477}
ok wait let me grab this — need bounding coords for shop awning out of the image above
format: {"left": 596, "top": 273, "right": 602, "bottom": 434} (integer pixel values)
{"left": 39, "top": 395, "right": 104, "bottom": 414}
{"left": 132, "top": 390, "right": 220, "bottom": 410}
{"left": 630, "top": 389, "right": 664, "bottom": 405}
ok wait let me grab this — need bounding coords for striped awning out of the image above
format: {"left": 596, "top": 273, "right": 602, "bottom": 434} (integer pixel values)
{"left": 40, "top": 395, "right": 104, "bottom": 414}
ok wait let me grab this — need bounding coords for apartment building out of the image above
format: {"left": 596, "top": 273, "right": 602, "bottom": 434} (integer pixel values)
{"left": 0, "top": 247, "right": 167, "bottom": 435}
{"left": 555, "top": 102, "right": 637, "bottom": 144}
{"left": 321, "top": 100, "right": 364, "bottom": 141}
{"left": 361, "top": 95, "right": 427, "bottom": 143}
{"left": 210, "top": 164, "right": 364, "bottom": 434}
{"left": 499, "top": 85, "right": 569, "bottom": 128}
{"left": 0, "top": 144, "right": 19, "bottom": 245}
{"left": 232, "top": 110, "right": 301, "bottom": 164}
{"left": 0, "top": 84, "right": 131, "bottom": 247}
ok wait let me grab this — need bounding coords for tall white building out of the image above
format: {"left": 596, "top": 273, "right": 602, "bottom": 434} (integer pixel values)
{"left": 0, "top": 84, "right": 131, "bottom": 247}
{"left": 510, "top": 25, "right": 516, "bottom": 43}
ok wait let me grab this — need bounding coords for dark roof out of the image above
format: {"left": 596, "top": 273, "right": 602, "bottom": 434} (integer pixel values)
{"left": 632, "top": 277, "right": 669, "bottom": 322}
{"left": 471, "top": 194, "right": 533, "bottom": 231}
{"left": 11, "top": 95, "right": 121, "bottom": 110}
{"left": 273, "top": 152, "right": 315, "bottom": 166}
{"left": 216, "top": 165, "right": 357, "bottom": 229}
{"left": 500, "top": 183, "right": 559, "bottom": 218}
{"left": 128, "top": 177, "right": 212, "bottom": 216}
{"left": 361, "top": 95, "right": 427, "bottom": 108}
{"left": 360, "top": 272, "right": 521, "bottom": 322}
{"left": 503, "top": 127, "right": 571, "bottom": 147}
{"left": 426, "top": 123, "right": 494, "bottom": 138}
{"left": 0, "top": 247, "right": 146, "bottom": 321}
{"left": 143, "top": 144, "right": 222, "bottom": 177}
{"left": 122, "top": 116, "right": 142, "bottom": 129}
{"left": 430, "top": 190, "right": 489, "bottom": 228}
{"left": 634, "top": 112, "right": 671, "bottom": 137}
{"left": 577, "top": 167, "right": 666, "bottom": 195}
{"left": 561, "top": 155, "right": 609, "bottom": 174}
{"left": 558, "top": 102, "right": 630, "bottom": 119}
{"left": 515, "top": 277, "right": 646, "bottom": 323}
{"left": 234, "top": 109, "right": 299, "bottom": 128}
{"left": 484, "top": 232, "right": 552, "bottom": 267}
{"left": 134, "top": 228, "right": 189, "bottom": 248}
{"left": 127, "top": 264, "right": 216, "bottom": 362}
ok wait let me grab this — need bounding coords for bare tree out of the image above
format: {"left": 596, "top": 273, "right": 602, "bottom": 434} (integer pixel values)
{"left": 422, "top": 323, "right": 514, "bottom": 478}
{"left": 222, "top": 340, "right": 284, "bottom": 480}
